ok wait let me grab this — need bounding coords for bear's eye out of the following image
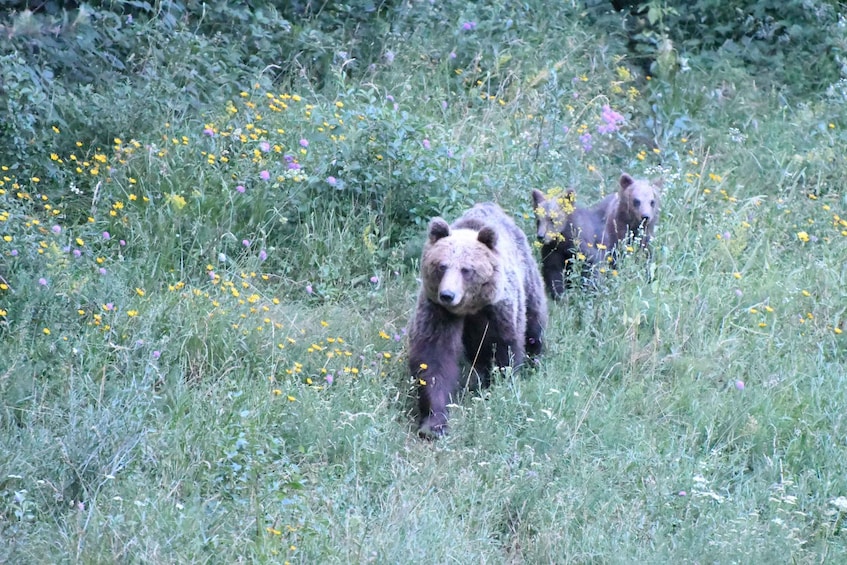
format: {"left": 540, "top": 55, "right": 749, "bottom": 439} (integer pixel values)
{"left": 437, "top": 263, "right": 448, "bottom": 273}
{"left": 460, "top": 267, "right": 473, "bottom": 277}
{"left": 633, "top": 198, "right": 641, "bottom": 207}
{"left": 650, "top": 200, "right": 655, "bottom": 207}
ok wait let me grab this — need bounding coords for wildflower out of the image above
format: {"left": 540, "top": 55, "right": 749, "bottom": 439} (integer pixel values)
{"left": 735, "top": 380, "right": 745, "bottom": 390}
{"left": 259, "top": 170, "right": 270, "bottom": 181}
{"left": 259, "top": 141, "right": 271, "bottom": 153}
{"left": 370, "top": 276, "right": 379, "bottom": 284}
{"left": 327, "top": 176, "right": 337, "bottom": 186}
{"left": 422, "top": 139, "right": 431, "bottom": 150}
{"left": 733, "top": 272, "right": 742, "bottom": 279}
{"left": 306, "top": 284, "right": 313, "bottom": 294}
{"left": 796, "top": 231, "right": 810, "bottom": 243}
{"left": 127, "top": 310, "right": 138, "bottom": 317}
{"left": 99, "top": 268, "right": 107, "bottom": 275}
{"left": 236, "top": 184, "right": 246, "bottom": 193}
{"left": 103, "top": 231, "right": 111, "bottom": 240}
{"left": 801, "top": 289, "right": 811, "bottom": 297}
{"left": 38, "top": 278, "right": 48, "bottom": 286}
{"left": 259, "top": 249, "right": 268, "bottom": 261}
{"left": 51, "top": 225, "right": 61, "bottom": 234}
{"left": 461, "top": 21, "right": 477, "bottom": 31}
{"left": 242, "top": 239, "right": 250, "bottom": 247}
{"left": 299, "top": 139, "right": 309, "bottom": 148}
{"left": 597, "top": 105, "right": 625, "bottom": 134}
{"left": 579, "top": 132, "right": 592, "bottom": 152}
{"left": 835, "top": 327, "right": 843, "bottom": 335}
{"left": 43, "top": 328, "right": 51, "bottom": 335}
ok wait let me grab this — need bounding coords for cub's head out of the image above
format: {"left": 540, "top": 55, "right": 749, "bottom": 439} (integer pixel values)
{"left": 532, "top": 188, "right": 576, "bottom": 245}
{"left": 618, "top": 173, "right": 661, "bottom": 229}
{"left": 421, "top": 218, "right": 501, "bottom": 315}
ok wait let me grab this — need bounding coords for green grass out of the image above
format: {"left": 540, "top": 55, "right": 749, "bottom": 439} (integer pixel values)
{"left": 2, "top": 2, "right": 847, "bottom": 563}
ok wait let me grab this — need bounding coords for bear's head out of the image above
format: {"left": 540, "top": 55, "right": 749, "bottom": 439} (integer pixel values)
{"left": 421, "top": 218, "right": 502, "bottom": 316}
{"left": 532, "top": 188, "right": 576, "bottom": 244}
{"left": 618, "top": 173, "right": 661, "bottom": 230}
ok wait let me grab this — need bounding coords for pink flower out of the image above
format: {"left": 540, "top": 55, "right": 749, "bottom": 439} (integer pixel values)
{"left": 299, "top": 139, "right": 309, "bottom": 148}
{"left": 258, "top": 249, "right": 268, "bottom": 261}
{"left": 327, "top": 176, "right": 337, "bottom": 186}
{"left": 370, "top": 276, "right": 379, "bottom": 284}
{"left": 735, "top": 380, "right": 745, "bottom": 390}
{"left": 259, "top": 170, "right": 270, "bottom": 181}
{"left": 152, "top": 350, "right": 161, "bottom": 359}
{"left": 461, "top": 21, "right": 477, "bottom": 31}
{"left": 423, "top": 139, "right": 431, "bottom": 150}
{"left": 236, "top": 184, "right": 246, "bottom": 193}
{"left": 242, "top": 239, "right": 250, "bottom": 247}
{"left": 119, "top": 240, "right": 126, "bottom": 246}
{"left": 51, "top": 225, "right": 61, "bottom": 234}
{"left": 306, "top": 284, "right": 313, "bottom": 294}
{"left": 203, "top": 128, "right": 215, "bottom": 136}
{"left": 38, "top": 278, "right": 48, "bottom": 286}
{"left": 102, "top": 231, "right": 111, "bottom": 240}
{"left": 99, "top": 268, "right": 107, "bottom": 275}
{"left": 73, "top": 249, "right": 82, "bottom": 258}
{"left": 597, "top": 105, "right": 625, "bottom": 134}
{"left": 259, "top": 141, "right": 271, "bottom": 153}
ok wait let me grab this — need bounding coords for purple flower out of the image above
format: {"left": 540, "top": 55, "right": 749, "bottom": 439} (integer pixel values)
{"left": 152, "top": 350, "right": 161, "bottom": 360}
{"left": 735, "top": 380, "right": 745, "bottom": 390}
{"left": 51, "top": 225, "right": 61, "bottom": 234}
{"left": 325, "top": 375, "right": 334, "bottom": 385}
{"left": 288, "top": 162, "right": 301, "bottom": 171}
{"left": 203, "top": 128, "right": 215, "bottom": 137}
{"left": 449, "top": 51, "right": 457, "bottom": 59}
{"left": 370, "top": 276, "right": 379, "bottom": 284}
{"left": 306, "top": 284, "right": 313, "bottom": 295}
{"left": 579, "top": 132, "right": 593, "bottom": 152}
{"left": 102, "top": 231, "right": 111, "bottom": 240}
{"left": 242, "top": 239, "right": 250, "bottom": 247}
{"left": 423, "top": 139, "right": 431, "bottom": 150}
{"left": 119, "top": 240, "right": 126, "bottom": 246}
{"left": 442, "top": 101, "right": 448, "bottom": 110}
{"left": 259, "top": 170, "right": 270, "bottom": 181}
{"left": 327, "top": 176, "right": 337, "bottom": 186}
{"left": 259, "top": 141, "right": 271, "bottom": 153}
{"left": 284, "top": 154, "right": 294, "bottom": 163}
{"left": 597, "top": 105, "right": 625, "bottom": 134}
{"left": 461, "top": 21, "right": 477, "bottom": 31}
{"left": 562, "top": 126, "right": 570, "bottom": 134}
{"left": 38, "top": 278, "right": 48, "bottom": 286}
{"left": 258, "top": 249, "right": 268, "bottom": 261}
{"left": 105, "top": 303, "right": 114, "bottom": 311}
{"left": 236, "top": 184, "right": 246, "bottom": 193}
{"left": 299, "top": 139, "right": 309, "bottom": 148}
{"left": 73, "top": 249, "right": 82, "bottom": 258}
{"left": 10, "top": 249, "right": 18, "bottom": 256}
{"left": 386, "top": 94, "right": 395, "bottom": 102}
{"left": 209, "top": 270, "right": 216, "bottom": 280}
{"left": 99, "top": 268, "right": 107, "bottom": 275}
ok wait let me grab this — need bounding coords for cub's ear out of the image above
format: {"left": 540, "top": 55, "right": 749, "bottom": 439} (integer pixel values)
{"left": 428, "top": 218, "right": 450, "bottom": 243}
{"left": 531, "top": 189, "right": 546, "bottom": 208}
{"left": 477, "top": 226, "right": 498, "bottom": 250}
{"left": 619, "top": 173, "right": 635, "bottom": 191}
{"left": 652, "top": 177, "right": 664, "bottom": 194}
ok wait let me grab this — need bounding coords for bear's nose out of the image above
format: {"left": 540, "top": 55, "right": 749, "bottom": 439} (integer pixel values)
{"left": 439, "top": 290, "right": 456, "bottom": 304}
{"left": 641, "top": 214, "right": 651, "bottom": 222}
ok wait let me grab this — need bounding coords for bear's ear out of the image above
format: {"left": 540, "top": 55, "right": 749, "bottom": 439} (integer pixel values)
{"left": 428, "top": 218, "right": 450, "bottom": 243}
{"left": 531, "top": 189, "right": 546, "bottom": 208}
{"left": 652, "top": 177, "right": 664, "bottom": 194}
{"left": 477, "top": 226, "right": 498, "bottom": 250}
{"left": 619, "top": 173, "right": 635, "bottom": 191}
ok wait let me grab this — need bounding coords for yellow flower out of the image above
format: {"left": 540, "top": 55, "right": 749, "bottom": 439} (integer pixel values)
{"left": 835, "top": 327, "right": 843, "bottom": 335}
{"left": 801, "top": 290, "right": 811, "bottom": 297}
{"left": 43, "top": 328, "right": 51, "bottom": 335}
{"left": 733, "top": 272, "right": 742, "bottom": 279}
{"left": 796, "top": 231, "right": 810, "bottom": 243}
{"left": 127, "top": 310, "right": 138, "bottom": 317}
{"left": 419, "top": 363, "right": 428, "bottom": 370}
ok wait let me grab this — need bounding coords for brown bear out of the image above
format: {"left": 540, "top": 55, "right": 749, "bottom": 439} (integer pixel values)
{"left": 407, "top": 202, "right": 548, "bottom": 437}
{"left": 532, "top": 187, "right": 615, "bottom": 297}
{"left": 532, "top": 173, "right": 660, "bottom": 295}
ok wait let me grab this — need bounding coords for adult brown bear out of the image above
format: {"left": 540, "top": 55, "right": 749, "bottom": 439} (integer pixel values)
{"left": 407, "top": 203, "right": 548, "bottom": 437}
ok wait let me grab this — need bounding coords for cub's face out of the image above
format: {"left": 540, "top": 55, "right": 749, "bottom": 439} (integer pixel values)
{"left": 619, "top": 174, "right": 660, "bottom": 228}
{"left": 422, "top": 220, "right": 499, "bottom": 316}
{"left": 532, "top": 189, "right": 575, "bottom": 244}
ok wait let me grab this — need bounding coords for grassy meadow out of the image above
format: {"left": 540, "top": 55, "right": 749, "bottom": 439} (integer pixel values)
{"left": 2, "top": 1, "right": 846, "bottom": 563}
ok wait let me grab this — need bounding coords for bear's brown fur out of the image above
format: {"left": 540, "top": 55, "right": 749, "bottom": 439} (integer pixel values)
{"left": 532, "top": 173, "right": 660, "bottom": 295}
{"left": 408, "top": 202, "right": 548, "bottom": 437}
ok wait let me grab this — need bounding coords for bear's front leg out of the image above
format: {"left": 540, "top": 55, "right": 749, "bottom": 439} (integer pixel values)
{"left": 408, "top": 308, "right": 464, "bottom": 438}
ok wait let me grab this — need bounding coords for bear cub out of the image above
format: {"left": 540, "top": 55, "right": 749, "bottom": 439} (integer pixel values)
{"left": 408, "top": 202, "right": 548, "bottom": 437}
{"left": 532, "top": 173, "right": 660, "bottom": 297}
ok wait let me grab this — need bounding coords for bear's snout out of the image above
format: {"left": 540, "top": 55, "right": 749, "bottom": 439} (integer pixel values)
{"left": 438, "top": 290, "right": 457, "bottom": 304}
